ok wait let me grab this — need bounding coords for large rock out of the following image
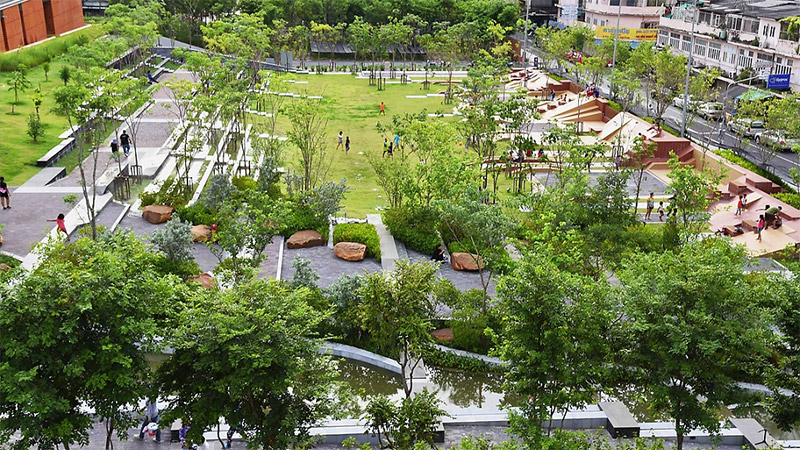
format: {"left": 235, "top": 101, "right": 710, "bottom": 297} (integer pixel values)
{"left": 142, "top": 205, "right": 174, "bottom": 224}
{"left": 287, "top": 230, "right": 324, "bottom": 249}
{"left": 451, "top": 252, "right": 484, "bottom": 271}
{"left": 431, "top": 328, "right": 454, "bottom": 342}
{"left": 191, "top": 225, "right": 213, "bottom": 242}
{"left": 334, "top": 242, "right": 367, "bottom": 262}
{"left": 188, "top": 273, "right": 216, "bottom": 289}
{"left": 0, "top": 263, "right": 12, "bottom": 272}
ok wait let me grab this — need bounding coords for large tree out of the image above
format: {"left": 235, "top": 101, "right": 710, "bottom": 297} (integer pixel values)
{"left": 617, "top": 239, "right": 771, "bottom": 450}
{"left": 157, "top": 279, "right": 345, "bottom": 450}
{"left": 0, "top": 232, "right": 183, "bottom": 450}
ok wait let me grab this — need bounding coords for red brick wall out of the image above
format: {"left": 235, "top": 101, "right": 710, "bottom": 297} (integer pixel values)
{"left": 49, "top": 0, "right": 84, "bottom": 35}
{"left": 21, "top": 0, "right": 48, "bottom": 44}
{"left": 1, "top": 5, "right": 25, "bottom": 51}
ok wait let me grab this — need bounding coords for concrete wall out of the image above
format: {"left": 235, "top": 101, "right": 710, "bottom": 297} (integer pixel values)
{"left": 49, "top": 0, "right": 84, "bottom": 35}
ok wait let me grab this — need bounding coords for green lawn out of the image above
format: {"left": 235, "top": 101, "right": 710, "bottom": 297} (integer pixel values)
{"left": 254, "top": 73, "right": 463, "bottom": 218}
{"left": 0, "top": 63, "right": 74, "bottom": 185}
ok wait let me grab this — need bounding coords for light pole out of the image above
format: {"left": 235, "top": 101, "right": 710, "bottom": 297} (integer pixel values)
{"left": 522, "top": 0, "right": 531, "bottom": 68}
{"left": 715, "top": 73, "right": 763, "bottom": 146}
{"left": 609, "top": 0, "right": 623, "bottom": 96}
{"left": 680, "top": 0, "right": 698, "bottom": 137}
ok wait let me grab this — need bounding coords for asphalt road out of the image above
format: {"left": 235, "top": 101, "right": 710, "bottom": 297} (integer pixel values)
{"left": 523, "top": 46, "right": 799, "bottom": 187}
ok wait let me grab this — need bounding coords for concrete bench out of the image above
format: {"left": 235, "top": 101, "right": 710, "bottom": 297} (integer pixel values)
{"left": 599, "top": 401, "right": 639, "bottom": 438}
{"left": 37, "top": 138, "right": 76, "bottom": 167}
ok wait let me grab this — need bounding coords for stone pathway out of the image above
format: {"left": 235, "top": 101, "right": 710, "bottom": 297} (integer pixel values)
{"left": 280, "top": 245, "right": 382, "bottom": 288}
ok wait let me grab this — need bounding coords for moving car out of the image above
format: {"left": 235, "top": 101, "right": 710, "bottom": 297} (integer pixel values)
{"left": 672, "top": 94, "right": 697, "bottom": 109}
{"left": 697, "top": 102, "right": 723, "bottom": 121}
{"left": 727, "top": 119, "right": 765, "bottom": 138}
{"left": 755, "top": 130, "right": 800, "bottom": 151}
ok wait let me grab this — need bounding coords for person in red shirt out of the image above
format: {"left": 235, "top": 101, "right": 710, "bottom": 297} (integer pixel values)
{"left": 379, "top": 101, "right": 386, "bottom": 116}
{"left": 47, "top": 213, "right": 69, "bottom": 242}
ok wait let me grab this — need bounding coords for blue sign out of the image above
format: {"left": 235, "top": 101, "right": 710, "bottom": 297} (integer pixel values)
{"left": 767, "top": 73, "right": 791, "bottom": 90}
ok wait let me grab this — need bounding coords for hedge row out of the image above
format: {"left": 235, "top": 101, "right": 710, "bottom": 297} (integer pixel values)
{"left": 333, "top": 223, "right": 381, "bottom": 260}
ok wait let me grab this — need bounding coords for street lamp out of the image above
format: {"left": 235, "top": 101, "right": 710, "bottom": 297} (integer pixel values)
{"left": 609, "top": 0, "right": 624, "bottom": 95}
{"left": 522, "top": 0, "right": 531, "bottom": 69}
{"left": 680, "top": 0, "right": 699, "bottom": 137}
{"left": 715, "top": 73, "right": 764, "bottom": 145}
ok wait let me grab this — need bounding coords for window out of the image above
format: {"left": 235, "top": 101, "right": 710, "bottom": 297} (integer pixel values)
{"left": 601, "top": 20, "right": 605, "bottom": 26}
{"left": 738, "top": 49, "right": 754, "bottom": 68}
{"left": 708, "top": 42, "right": 721, "bottom": 60}
{"left": 694, "top": 39, "right": 707, "bottom": 57}
{"left": 670, "top": 32, "right": 681, "bottom": 48}
{"left": 742, "top": 18, "right": 759, "bottom": 34}
{"left": 770, "top": 25, "right": 776, "bottom": 37}
{"left": 646, "top": 0, "right": 665, "bottom": 5}
{"left": 658, "top": 30, "right": 669, "bottom": 46}
{"left": 642, "top": 21, "right": 658, "bottom": 29}
{"left": 775, "top": 56, "right": 793, "bottom": 75}
{"left": 681, "top": 35, "right": 692, "bottom": 53}
{"left": 593, "top": 18, "right": 598, "bottom": 25}
{"left": 727, "top": 15, "right": 742, "bottom": 31}
{"left": 610, "top": 0, "right": 620, "bottom": 5}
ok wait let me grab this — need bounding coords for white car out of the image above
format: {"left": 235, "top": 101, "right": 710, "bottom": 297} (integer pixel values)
{"left": 672, "top": 94, "right": 698, "bottom": 109}
{"left": 697, "top": 102, "right": 723, "bottom": 121}
{"left": 727, "top": 119, "right": 765, "bottom": 138}
{"left": 755, "top": 130, "right": 800, "bottom": 151}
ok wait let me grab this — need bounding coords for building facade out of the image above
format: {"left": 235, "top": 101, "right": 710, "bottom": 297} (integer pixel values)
{"left": 557, "top": 0, "right": 664, "bottom": 43}
{"left": 0, "top": 0, "right": 84, "bottom": 51}
{"left": 658, "top": 0, "right": 800, "bottom": 91}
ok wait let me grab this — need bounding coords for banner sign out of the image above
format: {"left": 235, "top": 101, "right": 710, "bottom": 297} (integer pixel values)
{"left": 594, "top": 26, "right": 658, "bottom": 41}
{"left": 767, "top": 73, "right": 791, "bottom": 90}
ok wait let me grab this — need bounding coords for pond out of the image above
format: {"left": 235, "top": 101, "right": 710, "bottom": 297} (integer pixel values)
{"left": 335, "top": 358, "right": 521, "bottom": 411}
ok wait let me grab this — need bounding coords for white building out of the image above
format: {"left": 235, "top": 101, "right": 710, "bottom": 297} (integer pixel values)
{"left": 658, "top": 0, "right": 800, "bottom": 91}
{"left": 582, "top": 0, "right": 665, "bottom": 30}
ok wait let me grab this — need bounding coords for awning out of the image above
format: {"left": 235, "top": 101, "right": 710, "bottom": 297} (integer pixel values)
{"left": 736, "top": 89, "right": 773, "bottom": 102}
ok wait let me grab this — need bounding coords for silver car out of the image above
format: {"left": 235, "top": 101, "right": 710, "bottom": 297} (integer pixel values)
{"left": 755, "top": 130, "right": 800, "bottom": 151}
{"left": 697, "top": 102, "right": 723, "bottom": 121}
{"left": 727, "top": 119, "right": 765, "bottom": 138}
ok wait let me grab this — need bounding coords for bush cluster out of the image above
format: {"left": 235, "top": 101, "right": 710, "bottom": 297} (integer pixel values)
{"left": 383, "top": 207, "right": 440, "bottom": 255}
{"left": 139, "top": 176, "right": 190, "bottom": 209}
{"left": 333, "top": 223, "right": 381, "bottom": 260}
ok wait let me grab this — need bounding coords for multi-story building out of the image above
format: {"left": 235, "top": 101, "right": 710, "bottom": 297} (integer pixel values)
{"left": 658, "top": 0, "right": 800, "bottom": 91}
{"left": 0, "top": 0, "right": 84, "bottom": 51}
{"left": 583, "top": 0, "right": 666, "bottom": 31}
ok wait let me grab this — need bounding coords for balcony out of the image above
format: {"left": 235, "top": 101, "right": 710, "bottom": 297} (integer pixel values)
{"left": 659, "top": 16, "right": 721, "bottom": 39}
{"left": 584, "top": 1, "right": 663, "bottom": 17}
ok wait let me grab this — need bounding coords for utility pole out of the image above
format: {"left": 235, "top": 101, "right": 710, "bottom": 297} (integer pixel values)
{"left": 522, "top": 0, "right": 531, "bottom": 68}
{"left": 680, "top": 0, "right": 698, "bottom": 137}
{"left": 609, "top": 0, "right": 623, "bottom": 96}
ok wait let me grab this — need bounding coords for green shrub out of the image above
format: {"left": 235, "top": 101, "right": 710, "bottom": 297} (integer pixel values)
{"left": 383, "top": 206, "right": 440, "bottom": 255}
{"left": 773, "top": 192, "right": 800, "bottom": 209}
{"left": 0, "top": 26, "right": 104, "bottom": 72}
{"left": 447, "top": 240, "right": 475, "bottom": 254}
{"left": 139, "top": 176, "right": 190, "bottom": 209}
{"left": 232, "top": 175, "right": 257, "bottom": 192}
{"left": 282, "top": 205, "right": 328, "bottom": 238}
{"left": 176, "top": 202, "right": 216, "bottom": 226}
{"left": 421, "top": 346, "right": 503, "bottom": 374}
{"left": 0, "top": 254, "right": 21, "bottom": 269}
{"left": 334, "top": 223, "right": 381, "bottom": 260}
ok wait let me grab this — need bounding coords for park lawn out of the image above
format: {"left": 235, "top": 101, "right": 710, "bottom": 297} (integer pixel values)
{"left": 0, "top": 62, "right": 74, "bottom": 186}
{"left": 255, "top": 72, "right": 464, "bottom": 218}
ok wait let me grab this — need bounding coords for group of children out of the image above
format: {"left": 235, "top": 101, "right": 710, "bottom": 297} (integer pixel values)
{"left": 644, "top": 193, "right": 670, "bottom": 222}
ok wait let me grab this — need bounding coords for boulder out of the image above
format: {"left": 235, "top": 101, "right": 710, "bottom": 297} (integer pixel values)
{"left": 191, "top": 225, "right": 213, "bottom": 242}
{"left": 451, "top": 252, "right": 484, "bottom": 271}
{"left": 142, "top": 205, "right": 174, "bottom": 224}
{"left": 431, "top": 328, "right": 454, "bottom": 342}
{"left": 287, "top": 230, "right": 324, "bottom": 249}
{"left": 0, "top": 263, "right": 12, "bottom": 272}
{"left": 188, "top": 273, "right": 216, "bottom": 289}
{"left": 334, "top": 242, "right": 367, "bottom": 262}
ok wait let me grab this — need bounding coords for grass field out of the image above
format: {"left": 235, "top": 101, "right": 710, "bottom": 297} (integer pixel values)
{"left": 252, "top": 73, "right": 466, "bottom": 218}
{"left": 0, "top": 62, "right": 75, "bottom": 185}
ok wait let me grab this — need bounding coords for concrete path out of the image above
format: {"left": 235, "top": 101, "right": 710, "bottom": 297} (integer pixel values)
{"left": 366, "top": 214, "right": 399, "bottom": 271}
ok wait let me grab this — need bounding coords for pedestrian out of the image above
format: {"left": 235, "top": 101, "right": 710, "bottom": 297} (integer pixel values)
{"left": 382, "top": 138, "right": 389, "bottom": 157}
{"left": 757, "top": 214, "right": 765, "bottom": 242}
{"left": 741, "top": 195, "right": 747, "bottom": 211}
{"left": 394, "top": 133, "right": 400, "bottom": 150}
{"left": 137, "top": 398, "right": 162, "bottom": 443}
{"left": 379, "top": 101, "right": 386, "bottom": 116}
{"left": 645, "top": 193, "right": 655, "bottom": 220}
{"left": 120, "top": 130, "right": 131, "bottom": 156}
{"left": 735, "top": 195, "right": 743, "bottom": 215}
{"left": 594, "top": 89, "right": 600, "bottom": 99}
{"left": 537, "top": 148, "right": 544, "bottom": 159}
{"left": 387, "top": 140, "right": 393, "bottom": 157}
{"left": 47, "top": 213, "right": 69, "bottom": 241}
{"left": 614, "top": 154, "right": 621, "bottom": 170}
{"left": 658, "top": 202, "right": 665, "bottom": 222}
{"left": 336, "top": 131, "right": 343, "bottom": 150}
{"left": 345, "top": 136, "right": 350, "bottom": 154}
{"left": 0, "top": 176, "right": 9, "bottom": 210}
{"left": 111, "top": 138, "right": 119, "bottom": 155}
{"left": 765, "top": 205, "right": 781, "bottom": 226}
{"left": 147, "top": 71, "right": 155, "bottom": 83}
{"left": 550, "top": 90, "right": 555, "bottom": 101}
{"left": 179, "top": 421, "right": 191, "bottom": 450}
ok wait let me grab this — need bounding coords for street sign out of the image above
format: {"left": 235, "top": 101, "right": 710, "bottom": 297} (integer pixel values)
{"left": 767, "top": 73, "right": 791, "bottom": 90}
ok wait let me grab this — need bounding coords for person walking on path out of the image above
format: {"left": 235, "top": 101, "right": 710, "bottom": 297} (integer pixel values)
{"left": 0, "top": 177, "right": 9, "bottom": 210}
{"left": 658, "top": 202, "right": 665, "bottom": 222}
{"left": 120, "top": 130, "right": 131, "bottom": 156}
{"left": 387, "top": 140, "right": 393, "bottom": 158}
{"left": 110, "top": 138, "right": 119, "bottom": 155}
{"left": 336, "top": 131, "right": 343, "bottom": 150}
{"left": 47, "top": 213, "right": 69, "bottom": 241}
{"left": 137, "top": 399, "right": 162, "bottom": 443}
{"left": 742, "top": 195, "right": 747, "bottom": 211}
{"left": 394, "top": 134, "right": 400, "bottom": 151}
{"left": 345, "top": 136, "right": 350, "bottom": 154}
{"left": 645, "top": 193, "right": 655, "bottom": 221}
{"left": 735, "top": 195, "right": 743, "bottom": 215}
{"left": 383, "top": 138, "right": 389, "bottom": 157}
{"left": 757, "top": 215, "right": 765, "bottom": 242}
{"left": 379, "top": 101, "right": 385, "bottom": 116}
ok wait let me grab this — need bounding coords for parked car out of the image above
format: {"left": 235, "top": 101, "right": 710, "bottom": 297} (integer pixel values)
{"left": 672, "top": 94, "right": 698, "bottom": 109}
{"left": 727, "top": 118, "right": 765, "bottom": 138}
{"left": 755, "top": 130, "right": 800, "bottom": 151}
{"left": 697, "top": 102, "right": 723, "bottom": 121}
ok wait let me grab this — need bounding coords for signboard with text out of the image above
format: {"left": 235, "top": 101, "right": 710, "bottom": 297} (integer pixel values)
{"left": 767, "top": 73, "right": 791, "bottom": 90}
{"left": 593, "top": 26, "right": 658, "bottom": 41}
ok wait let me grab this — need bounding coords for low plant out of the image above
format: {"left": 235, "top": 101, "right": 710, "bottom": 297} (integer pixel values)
{"left": 383, "top": 206, "right": 440, "bottom": 255}
{"left": 150, "top": 218, "right": 194, "bottom": 262}
{"left": 176, "top": 202, "right": 216, "bottom": 226}
{"left": 139, "top": 176, "right": 190, "bottom": 209}
{"left": 333, "top": 223, "right": 381, "bottom": 260}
